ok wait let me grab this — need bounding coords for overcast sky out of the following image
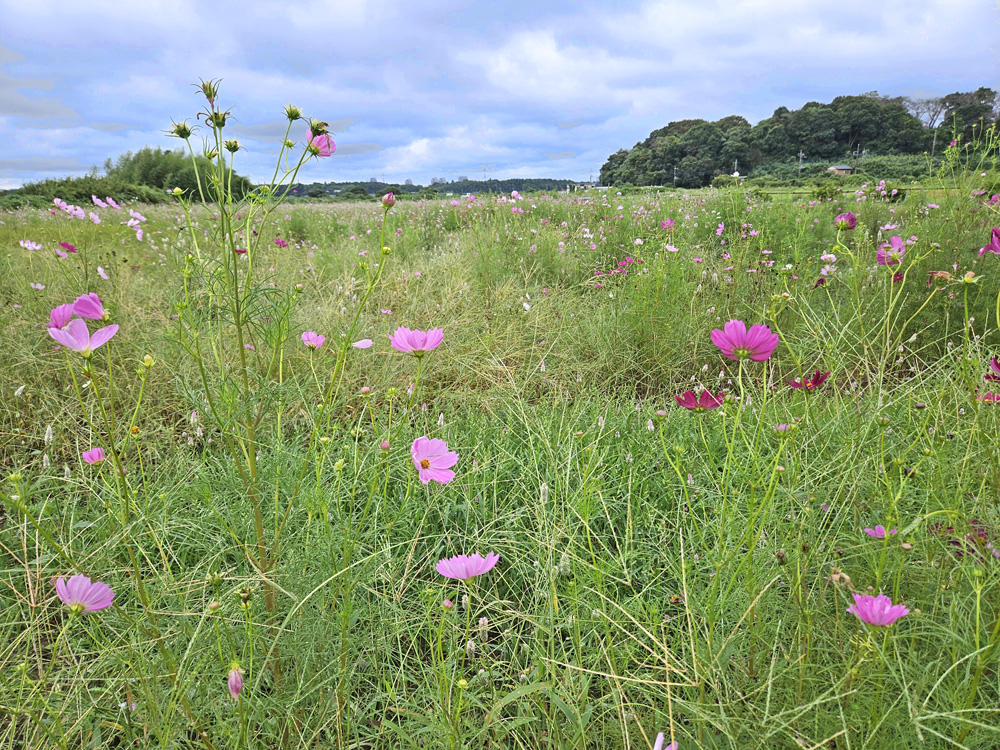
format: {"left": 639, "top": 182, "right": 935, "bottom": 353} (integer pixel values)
{"left": 1, "top": 0, "right": 997, "bottom": 189}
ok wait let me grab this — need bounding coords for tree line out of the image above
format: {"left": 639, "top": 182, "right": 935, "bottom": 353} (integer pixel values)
{"left": 600, "top": 88, "right": 998, "bottom": 188}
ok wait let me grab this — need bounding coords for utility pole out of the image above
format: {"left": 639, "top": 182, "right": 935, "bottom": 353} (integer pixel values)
{"left": 797, "top": 150, "right": 806, "bottom": 178}
{"left": 673, "top": 166, "right": 678, "bottom": 185}
{"left": 733, "top": 159, "right": 738, "bottom": 174}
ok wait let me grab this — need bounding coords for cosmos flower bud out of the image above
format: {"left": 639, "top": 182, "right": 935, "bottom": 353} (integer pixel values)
{"left": 198, "top": 78, "right": 220, "bottom": 106}
{"left": 307, "top": 118, "right": 329, "bottom": 137}
{"left": 208, "top": 110, "right": 229, "bottom": 129}
{"left": 381, "top": 192, "right": 396, "bottom": 209}
{"left": 284, "top": 104, "right": 303, "bottom": 121}
{"left": 169, "top": 120, "right": 194, "bottom": 139}
{"left": 224, "top": 139, "right": 240, "bottom": 153}
{"left": 227, "top": 666, "right": 244, "bottom": 699}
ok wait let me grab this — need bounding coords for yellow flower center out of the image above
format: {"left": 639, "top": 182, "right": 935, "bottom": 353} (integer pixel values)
{"left": 420, "top": 459, "right": 431, "bottom": 469}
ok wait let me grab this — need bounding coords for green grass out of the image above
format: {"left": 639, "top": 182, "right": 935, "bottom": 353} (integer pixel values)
{"left": 1, "top": 175, "right": 999, "bottom": 749}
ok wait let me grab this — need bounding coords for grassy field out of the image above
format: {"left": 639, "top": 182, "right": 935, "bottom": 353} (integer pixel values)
{"left": 1, "top": 146, "right": 1000, "bottom": 749}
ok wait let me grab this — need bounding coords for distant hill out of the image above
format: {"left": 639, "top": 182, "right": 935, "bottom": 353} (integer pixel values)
{"left": 600, "top": 88, "right": 998, "bottom": 188}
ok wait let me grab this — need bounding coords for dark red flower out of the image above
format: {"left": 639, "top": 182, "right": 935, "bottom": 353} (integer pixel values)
{"left": 789, "top": 370, "right": 830, "bottom": 391}
{"left": 985, "top": 357, "right": 1000, "bottom": 383}
{"left": 675, "top": 389, "right": 724, "bottom": 412}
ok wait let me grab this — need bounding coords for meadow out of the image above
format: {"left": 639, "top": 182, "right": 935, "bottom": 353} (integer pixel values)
{"left": 1, "top": 93, "right": 999, "bottom": 749}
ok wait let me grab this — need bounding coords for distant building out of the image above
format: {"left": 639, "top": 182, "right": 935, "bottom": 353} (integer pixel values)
{"left": 828, "top": 165, "right": 854, "bottom": 175}
{"left": 569, "top": 182, "right": 597, "bottom": 192}
{"left": 458, "top": 175, "right": 468, "bottom": 182}
{"left": 404, "top": 179, "right": 413, "bottom": 185}
{"left": 369, "top": 177, "right": 378, "bottom": 183}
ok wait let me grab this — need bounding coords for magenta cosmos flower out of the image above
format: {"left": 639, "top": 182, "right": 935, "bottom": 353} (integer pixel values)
{"left": 877, "top": 236, "right": 905, "bottom": 266}
{"left": 73, "top": 292, "right": 109, "bottom": 321}
{"left": 789, "top": 370, "right": 830, "bottom": 391}
{"left": 436, "top": 552, "right": 500, "bottom": 581}
{"left": 986, "top": 357, "right": 1000, "bottom": 382}
{"left": 389, "top": 326, "right": 443, "bottom": 356}
{"left": 979, "top": 227, "right": 1000, "bottom": 258}
{"left": 48, "top": 318, "right": 119, "bottom": 357}
{"left": 55, "top": 574, "right": 115, "bottom": 614}
{"left": 846, "top": 593, "right": 908, "bottom": 626}
{"left": 411, "top": 436, "right": 458, "bottom": 484}
{"left": 710, "top": 320, "right": 779, "bottom": 362}
{"left": 864, "top": 525, "right": 897, "bottom": 539}
{"left": 82, "top": 448, "right": 106, "bottom": 464}
{"left": 675, "top": 389, "right": 723, "bottom": 411}
{"left": 834, "top": 212, "right": 857, "bottom": 230}
{"left": 307, "top": 131, "right": 335, "bottom": 157}
{"left": 302, "top": 331, "right": 325, "bottom": 350}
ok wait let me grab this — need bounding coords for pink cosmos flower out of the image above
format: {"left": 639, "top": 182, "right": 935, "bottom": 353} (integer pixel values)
{"left": 55, "top": 574, "right": 115, "bottom": 614}
{"left": 979, "top": 227, "right": 1000, "bottom": 257}
{"left": 411, "top": 436, "right": 458, "bottom": 484}
{"left": 106, "top": 197, "right": 120, "bottom": 209}
{"left": 789, "top": 370, "right": 830, "bottom": 391}
{"left": 307, "top": 131, "right": 336, "bottom": 157}
{"left": 352, "top": 339, "right": 373, "bottom": 349}
{"left": 653, "top": 733, "right": 678, "bottom": 750}
{"left": 228, "top": 667, "right": 244, "bottom": 700}
{"left": 660, "top": 218, "right": 675, "bottom": 232}
{"left": 846, "top": 593, "right": 909, "bottom": 626}
{"left": 675, "top": 389, "right": 724, "bottom": 411}
{"left": 436, "top": 552, "right": 500, "bottom": 580}
{"left": 389, "top": 326, "right": 443, "bottom": 356}
{"left": 834, "top": 212, "right": 857, "bottom": 230}
{"left": 73, "top": 292, "right": 108, "bottom": 321}
{"left": 82, "top": 448, "right": 106, "bottom": 464}
{"left": 49, "top": 304, "right": 75, "bottom": 330}
{"left": 92, "top": 195, "right": 108, "bottom": 208}
{"left": 985, "top": 357, "right": 1000, "bottom": 382}
{"left": 48, "top": 319, "right": 119, "bottom": 357}
{"left": 710, "top": 320, "right": 779, "bottom": 362}
{"left": 877, "top": 236, "right": 905, "bottom": 266}
{"left": 864, "top": 525, "right": 897, "bottom": 539}
{"left": 59, "top": 242, "right": 78, "bottom": 254}
{"left": 302, "top": 331, "right": 325, "bottom": 350}
{"left": 97, "top": 267, "right": 109, "bottom": 280}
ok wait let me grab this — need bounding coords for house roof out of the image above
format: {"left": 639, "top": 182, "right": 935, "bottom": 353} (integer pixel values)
{"left": 828, "top": 165, "right": 853, "bottom": 170}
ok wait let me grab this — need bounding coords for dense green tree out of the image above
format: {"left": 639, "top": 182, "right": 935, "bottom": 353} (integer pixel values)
{"left": 106, "top": 146, "right": 252, "bottom": 200}
{"left": 598, "top": 88, "right": 988, "bottom": 186}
